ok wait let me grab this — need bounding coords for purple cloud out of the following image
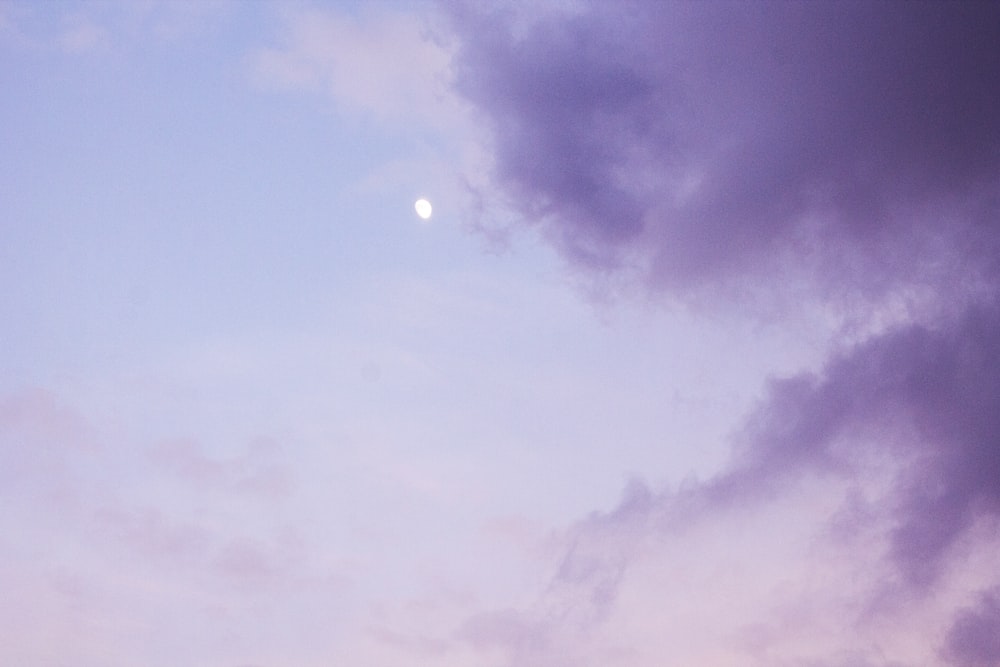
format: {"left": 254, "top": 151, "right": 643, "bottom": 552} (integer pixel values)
{"left": 942, "top": 587, "right": 1000, "bottom": 667}
{"left": 447, "top": 0, "right": 1000, "bottom": 583}
{"left": 525, "top": 302, "right": 1000, "bottom": 644}
{"left": 714, "top": 304, "right": 1000, "bottom": 586}
{"left": 442, "top": 1, "right": 1000, "bottom": 658}
{"left": 448, "top": 1, "right": 1000, "bottom": 293}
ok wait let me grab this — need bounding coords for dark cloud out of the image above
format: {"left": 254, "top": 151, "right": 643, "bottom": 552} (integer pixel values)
{"left": 942, "top": 587, "right": 1000, "bottom": 667}
{"left": 448, "top": 2, "right": 664, "bottom": 267}
{"left": 448, "top": 0, "right": 1000, "bottom": 293}
{"left": 442, "top": 302, "right": 1000, "bottom": 661}
{"left": 714, "top": 304, "right": 1000, "bottom": 586}
{"left": 447, "top": 0, "right": 1000, "bottom": 582}
{"left": 445, "top": 0, "right": 1000, "bottom": 658}
{"left": 550, "top": 303, "right": 995, "bottom": 585}
{"left": 505, "top": 300, "right": 1000, "bottom": 660}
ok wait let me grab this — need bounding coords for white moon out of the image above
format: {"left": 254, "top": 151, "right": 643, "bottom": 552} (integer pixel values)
{"left": 414, "top": 198, "right": 432, "bottom": 220}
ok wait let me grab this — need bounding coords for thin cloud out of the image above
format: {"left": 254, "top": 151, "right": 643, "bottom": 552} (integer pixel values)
{"left": 149, "top": 436, "right": 294, "bottom": 500}
{"left": 252, "top": 7, "right": 459, "bottom": 128}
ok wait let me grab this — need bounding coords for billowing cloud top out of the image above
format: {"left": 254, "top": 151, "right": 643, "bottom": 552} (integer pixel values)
{"left": 448, "top": 1, "right": 1000, "bottom": 296}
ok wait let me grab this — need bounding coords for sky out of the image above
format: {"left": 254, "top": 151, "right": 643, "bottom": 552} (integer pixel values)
{"left": 2, "top": 1, "right": 999, "bottom": 665}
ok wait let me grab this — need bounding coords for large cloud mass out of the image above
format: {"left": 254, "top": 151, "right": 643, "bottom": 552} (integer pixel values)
{"left": 449, "top": 1, "right": 1000, "bottom": 293}
{"left": 445, "top": 1, "right": 1000, "bottom": 664}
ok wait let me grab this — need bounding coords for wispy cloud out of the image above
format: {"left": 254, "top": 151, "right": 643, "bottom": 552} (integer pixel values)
{"left": 252, "top": 7, "right": 459, "bottom": 128}
{"left": 149, "top": 436, "right": 293, "bottom": 500}
{"left": 0, "top": 1, "right": 232, "bottom": 54}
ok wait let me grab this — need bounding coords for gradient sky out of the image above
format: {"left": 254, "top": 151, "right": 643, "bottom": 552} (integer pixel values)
{"left": 2, "top": 2, "right": 999, "bottom": 666}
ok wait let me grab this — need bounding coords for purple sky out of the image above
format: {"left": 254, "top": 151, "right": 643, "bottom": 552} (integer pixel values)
{"left": 2, "top": 1, "right": 999, "bottom": 665}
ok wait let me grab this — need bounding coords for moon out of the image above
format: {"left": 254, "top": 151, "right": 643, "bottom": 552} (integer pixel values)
{"left": 414, "top": 198, "right": 432, "bottom": 220}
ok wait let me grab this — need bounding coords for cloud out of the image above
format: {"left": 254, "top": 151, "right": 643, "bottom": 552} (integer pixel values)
{"left": 149, "top": 436, "right": 294, "bottom": 500}
{"left": 0, "top": 387, "right": 94, "bottom": 443}
{"left": 445, "top": 0, "right": 1000, "bottom": 581}
{"left": 57, "top": 15, "right": 109, "bottom": 53}
{"left": 446, "top": 1, "right": 1000, "bottom": 297}
{"left": 252, "top": 7, "right": 457, "bottom": 128}
{"left": 439, "top": 1, "right": 1000, "bottom": 663}
{"left": 715, "top": 303, "right": 1000, "bottom": 587}
{"left": 251, "top": 5, "right": 501, "bottom": 241}
{"left": 0, "top": 388, "right": 100, "bottom": 507}
{"left": 456, "top": 302, "right": 1000, "bottom": 664}
{"left": 0, "top": 2, "right": 233, "bottom": 54}
{"left": 942, "top": 586, "right": 1000, "bottom": 666}
{"left": 93, "top": 506, "right": 211, "bottom": 566}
